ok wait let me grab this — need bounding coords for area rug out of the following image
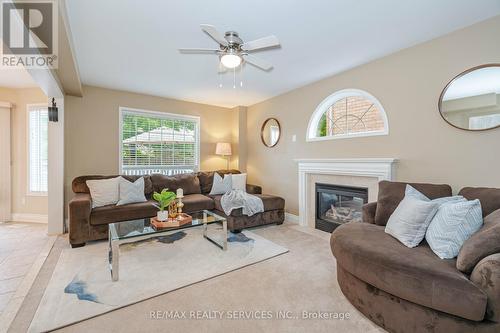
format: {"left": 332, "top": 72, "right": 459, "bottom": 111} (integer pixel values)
{"left": 28, "top": 228, "right": 288, "bottom": 332}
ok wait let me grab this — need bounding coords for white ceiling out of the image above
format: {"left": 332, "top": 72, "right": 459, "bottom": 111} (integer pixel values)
{"left": 65, "top": 0, "right": 500, "bottom": 108}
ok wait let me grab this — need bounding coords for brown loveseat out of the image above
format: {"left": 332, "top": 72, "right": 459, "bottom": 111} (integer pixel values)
{"left": 331, "top": 181, "right": 500, "bottom": 333}
{"left": 69, "top": 170, "right": 285, "bottom": 247}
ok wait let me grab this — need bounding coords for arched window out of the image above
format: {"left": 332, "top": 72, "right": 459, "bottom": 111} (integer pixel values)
{"left": 307, "top": 89, "right": 388, "bottom": 141}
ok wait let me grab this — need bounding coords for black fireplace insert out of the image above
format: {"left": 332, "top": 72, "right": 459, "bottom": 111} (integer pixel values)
{"left": 315, "top": 183, "right": 368, "bottom": 233}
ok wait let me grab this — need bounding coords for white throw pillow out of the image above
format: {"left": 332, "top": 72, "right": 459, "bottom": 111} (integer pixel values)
{"left": 385, "top": 185, "right": 465, "bottom": 248}
{"left": 209, "top": 173, "right": 232, "bottom": 195}
{"left": 86, "top": 177, "right": 120, "bottom": 208}
{"left": 385, "top": 186, "right": 440, "bottom": 248}
{"left": 426, "top": 199, "right": 483, "bottom": 259}
{"left": 231, "top": 173, "right": 247, "bottom": 191}
{"left": 117, "top": 177, "right": 147, "bottom": 206}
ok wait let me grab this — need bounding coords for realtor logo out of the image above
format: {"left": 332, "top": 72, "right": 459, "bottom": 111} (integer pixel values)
{"left": 1, "top": 0, "right": 58, "bottom": 68}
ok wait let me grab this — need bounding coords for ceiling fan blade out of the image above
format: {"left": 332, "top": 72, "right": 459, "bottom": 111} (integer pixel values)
{"left": 242, "top": 54, "right": 273, "bottom": 71}
{"left": 242, "top": 35, "right": 280, "bottom": 51}
{"left": 178, "top": 48, "right": 220, "bottom": 54}
{"left": 200, "top": 24, "right": 228, "bottom": 47}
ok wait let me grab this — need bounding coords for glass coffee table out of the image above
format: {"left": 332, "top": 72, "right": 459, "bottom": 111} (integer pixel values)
{"left": 108, "top": 210, "right": 227, "bottom": 281}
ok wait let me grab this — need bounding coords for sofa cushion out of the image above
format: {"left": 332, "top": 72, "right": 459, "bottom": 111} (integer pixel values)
{"left": 331, "top": 222, "right": 487, "bottom": 321}
{"left": 459, "top": 187, "right": 500, "bottom": 217}
{"left": 212, "top": 194, "right": 284, "bottom": 216}
{"left": 90, "top": 200, "right": 157, "bottom": 226}
{"left": 150, "top": 173, "right": 201, "bottom": 195}
{"left": 197, "top": 170, "right": 240, "bottom": 194}
{"left": 73, "top": 175, "right": 153, "bottom": 195}
{"left": 457, "top": 208, "right": 500, "bottom": 273}
{"left": 181, "top": 194, "right": 215, "bottom": 212}
{"left": 374, "top": 181, "right": 452, "bottom": 226}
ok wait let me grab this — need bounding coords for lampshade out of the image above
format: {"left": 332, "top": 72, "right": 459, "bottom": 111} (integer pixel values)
{"left": 215, "top": 142, "right": 232, "bottom": 156}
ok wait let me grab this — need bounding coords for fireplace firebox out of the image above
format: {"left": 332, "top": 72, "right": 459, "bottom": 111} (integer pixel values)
{"left": 315, "top": 183, "right": 368, "bottom": 233}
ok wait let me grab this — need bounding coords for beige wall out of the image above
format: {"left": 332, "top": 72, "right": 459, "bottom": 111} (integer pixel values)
{"left": 64, "top": 85, "right": 237, "bottom": 208}
{"left": 0, "top": 87, "right": 48, "bottom": 217}
{"left": 230, "top": 106, "right": 248, "bottom": 171}
{"left": 247, "top": 16, "right": 500, "bottom": 215}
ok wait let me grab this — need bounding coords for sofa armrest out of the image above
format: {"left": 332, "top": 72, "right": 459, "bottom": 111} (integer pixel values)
{"left": 246, "top": 184, "right": 262, "bottom": 195}
{"left": 470, "top": 253, "right": 500, "bottom": 322}
{"left": 68, "top": 193, "right": 92, "bottom": 245}
{"left": 362, "top": 202, "right": 377, "bottom": 224}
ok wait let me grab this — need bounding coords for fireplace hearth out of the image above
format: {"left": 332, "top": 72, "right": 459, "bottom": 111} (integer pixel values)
{"left": 315, "top": 183, "right": 368, "bottom": 233}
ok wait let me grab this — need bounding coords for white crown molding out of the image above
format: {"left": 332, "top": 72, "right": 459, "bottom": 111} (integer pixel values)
{"left": 295, "top": 158, "right": 397, "bottom": 227}
{"left": 11, "top": 213, "right": 48, "bottom": 224}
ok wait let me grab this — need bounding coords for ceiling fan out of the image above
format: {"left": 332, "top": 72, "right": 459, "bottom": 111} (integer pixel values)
{"left": 179, "top": 24, "right": 280, "bottom": 72}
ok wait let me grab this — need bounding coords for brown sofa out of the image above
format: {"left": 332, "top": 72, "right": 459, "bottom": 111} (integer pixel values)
{"left": 331, "top": 181, "right": 500, "bottom": 333}
{"left": 69, "top": 170, "right": 285, "bottom": 247}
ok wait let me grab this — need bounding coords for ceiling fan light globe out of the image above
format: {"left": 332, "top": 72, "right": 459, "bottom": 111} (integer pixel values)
{"left": 221, "top": 54, "right": 241, "bottom": 69}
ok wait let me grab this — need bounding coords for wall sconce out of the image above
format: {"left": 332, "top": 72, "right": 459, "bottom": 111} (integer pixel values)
{"left": 48, "top": 98, "right": 58, "bottom": 122}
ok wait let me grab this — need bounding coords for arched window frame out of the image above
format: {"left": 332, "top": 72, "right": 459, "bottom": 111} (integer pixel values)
{"left": 306, "top": 89, "right": 389, "bottom": 141}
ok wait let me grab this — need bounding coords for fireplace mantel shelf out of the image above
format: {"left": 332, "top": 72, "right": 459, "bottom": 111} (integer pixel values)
{"left": 295, "top": 158, "right": 397, "bottom": 227}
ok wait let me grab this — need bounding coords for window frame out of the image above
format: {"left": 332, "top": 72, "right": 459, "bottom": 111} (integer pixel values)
{"left": 26, "top": 103, "right": 49, "bottom": 196}
{"left": 306, "top": 89, "right": 389, "bottom": 142}
{"left": 118, "top": 106, "right": 201, "bottom": 175}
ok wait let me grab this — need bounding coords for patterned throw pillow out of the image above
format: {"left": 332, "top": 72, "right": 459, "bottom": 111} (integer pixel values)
{"left": 425, "top": 199, "right": 483, "bottom": 259}
{"left": 116, "top": 177, "right": 147, "bottom": 206}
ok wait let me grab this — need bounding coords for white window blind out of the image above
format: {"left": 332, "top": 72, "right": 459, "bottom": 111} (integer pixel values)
{"left": 28, "top": 105, "right": 48, "bottom": 194}
{"left": 120, "top": 108, "right": 200, "bottom": 176}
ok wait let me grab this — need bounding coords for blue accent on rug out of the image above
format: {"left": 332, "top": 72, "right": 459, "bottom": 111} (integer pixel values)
{"left": 64, "top": 276, "right": 100, "bottom": 303}
{"left": 156, "top": 231, "right": 186, "bottom": 244}
{"left": 227, "top": 232, "right": 254, "bottom": 243}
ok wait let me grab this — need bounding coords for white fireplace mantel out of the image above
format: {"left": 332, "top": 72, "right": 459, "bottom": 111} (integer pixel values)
{"left": 294, "top": 158, "right": 397, "bottom": 227}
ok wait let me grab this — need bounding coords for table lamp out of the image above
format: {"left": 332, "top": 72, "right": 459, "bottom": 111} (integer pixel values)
{"left": 215, "top": 142, "right": 232, "bottom": 170}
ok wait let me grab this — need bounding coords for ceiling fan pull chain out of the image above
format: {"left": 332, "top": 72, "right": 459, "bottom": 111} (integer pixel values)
{"left": 240, "top": 65, "right": 244, "bottom": 87}
{"left": 233, "top": 67, "right": 236, "bottom": 89}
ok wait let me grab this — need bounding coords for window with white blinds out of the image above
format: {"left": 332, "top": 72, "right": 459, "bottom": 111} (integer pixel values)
{"left": 120, "top": 108, "right": 200, "bottom": 176}
{"left": 28, "top": 105, "right": 48, "bottom": 194}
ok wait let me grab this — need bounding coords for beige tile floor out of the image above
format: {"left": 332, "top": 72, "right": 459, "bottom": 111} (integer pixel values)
{"left": 0, "top": 222, "right": 56, "bottom": 332}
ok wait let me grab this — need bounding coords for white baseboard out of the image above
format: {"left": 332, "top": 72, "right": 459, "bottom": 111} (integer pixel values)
{"left": 285, "top": 212, "right": 299, "bottom": 224}
{"left": 10, "top": 213, "right": 48, "bottom": 223}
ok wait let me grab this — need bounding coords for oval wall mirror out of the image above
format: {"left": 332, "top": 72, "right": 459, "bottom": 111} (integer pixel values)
{"left": 439, "top": 64, "right": 500, "bottom": 131}
{"left": 261, "top": 118, "right": 281, "bottom": 147}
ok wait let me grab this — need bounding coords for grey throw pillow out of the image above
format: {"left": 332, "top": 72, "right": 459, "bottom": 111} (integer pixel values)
{"left": 209, "top": 173, "right": 232, "bottom": 195}
{"left": 86, "top": 177, "right": 120, "bottom": 208}
{"left": 117, "top": 177, "right": 147, "bottom": 206}
{"left": 385, "top": 185, "right": 441, "bottom": 248}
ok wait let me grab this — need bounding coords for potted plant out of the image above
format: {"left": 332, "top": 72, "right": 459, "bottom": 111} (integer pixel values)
{"left": 152, "top": 189, "right": 177, "bottom": 221}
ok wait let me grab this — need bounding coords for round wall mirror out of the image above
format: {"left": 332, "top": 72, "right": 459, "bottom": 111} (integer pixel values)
{"left": 261, "top": 118, "right": 281, "bottom": 147}
{"left": 439, "top": 64, "right": 500, "bottom": 131}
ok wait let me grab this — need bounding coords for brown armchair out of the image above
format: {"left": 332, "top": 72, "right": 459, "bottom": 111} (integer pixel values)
{"left": 331, "top": 181, "right": 500, "bottom": 333}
